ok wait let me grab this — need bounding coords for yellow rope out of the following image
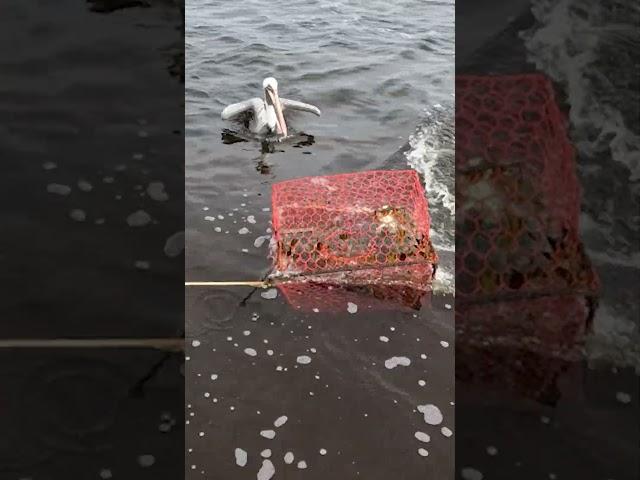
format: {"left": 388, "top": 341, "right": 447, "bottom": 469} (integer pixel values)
{"left": 185, "top": 281, "right": 269, "bottom": 288}
{"left": 0, "top": 338, "right": 184, "bottom": 351}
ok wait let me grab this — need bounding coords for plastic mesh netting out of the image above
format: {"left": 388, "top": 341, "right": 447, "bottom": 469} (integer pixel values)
{"left": 456, "top": 74, "right": 599, "bottom": 301}
{"left": 271, "top": 170, "right": 438, "bottom": 311}
{"left": 455, "top": 74, "right": 599, "bottom": 402}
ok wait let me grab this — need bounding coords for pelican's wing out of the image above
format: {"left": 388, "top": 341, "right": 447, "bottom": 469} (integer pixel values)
{"left": 221, "top": 98, "right": 263, "bottom": 120}
{"left": 280, "top": 98, "right": 321, "bottom": 116}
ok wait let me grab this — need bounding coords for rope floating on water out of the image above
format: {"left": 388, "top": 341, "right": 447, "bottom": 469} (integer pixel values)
{"left": 0, "top": 338, "right": 184, "bottom": 351}
{"left": 185, "top": 281, "right": 270, "bottom": 288}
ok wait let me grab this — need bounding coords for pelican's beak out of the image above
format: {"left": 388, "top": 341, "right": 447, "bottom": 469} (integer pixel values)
{"left": 266, "top": 87, "right": 288, "bottom": 137}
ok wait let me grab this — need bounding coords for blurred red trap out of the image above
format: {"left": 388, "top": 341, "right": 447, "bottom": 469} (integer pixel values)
{"left": 270, "top": 170, "right": 438, "bottom": 311}
{"left": 455, "top": 73, "right": 599, "bottom": 403}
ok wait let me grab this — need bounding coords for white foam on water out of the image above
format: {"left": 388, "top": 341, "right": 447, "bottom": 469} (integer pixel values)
{"left": 297, "top": 355, "right": 312, "bottom": 365}
{"left": 347, "top": 302, "right": 358, "bottom": 314}
{"left": 137, "top": 455, "right": 155, "bottom": 467}
{"left": 418, "top": 448, "right": 429, "bottom": 457}
{"left": 78, "top": 180, "right": 93, "bottom": 192}
{"left": 69, "top": 209, "right": 86, "bottom": 222}
{"left": 210, "top": 374, "right": 218, "bottom": 380}
{"left": 297, "top": 460, "right": 307, "bottom": 469}
{"left": 244, "top": 348, "right": 257, "bottom": 357}
{"left": 191, "top": 340, "right": 201, "bottom": 347}
{"left": 440, "top": 341, "right": 449, "bottom": 348}
{"left": 405, "top": 109, "right": 456, "bottom": 292}
{"left": 441, "top": 426, "right": 453, "bottom": 437}
{"left": 384, "top": 356, "right": 411, "bottom": 369}
{"left": 379, "top": 336, "right": 389, "bottom": 343}
{"left": 247, "top": 215, "right": 256, "bottom": 224}
{"left": 204, "top": 216, "right": 215, "bottom": 221}
{"left": 274, "top": 415, "right": 288, "bottom": 427}
{"left": 405, "top": 111, "right": 455, "bottom": 216}
{"left": 238, "top": 227, "right": 250, "bottom": 234}
{"left": 461, "top": 467, "right": 484, "bottom": 480}
{"left": 415, "top": 431, "right": 430, "bottom": 443}
{"left": 261, "top": 449, "right": 272, "bottom": 458}
{"left": 284, "top": 452, "right": 295, "bottom": 464}
{"left": 127, "top": 210, "right": 151, "bottom": 227}
{"left": 254, "top": 235, "right": 269, "bottom": 248}
{"left": 164, "top": 231, "right": 184, "bottom": 257}
{"left": 261, "top": 288, "right": 278, "bottom": 300}
{"left": 522, "top": 0, "right": 640, "bottom": 181}
{"left": 47, "top": 183, "right": 71, "bottom": 195}
{"left": 486, "top": 446, "right": 498, "bottom": 456}
{"left": 616, "top": 392, "right": 631, "bottom": 404}
{"left": 147, "top": 182, "right": 169, "bottom": 201}
{"left": 260, "top": 429, "right": 276, "bottom": 439}
{"left": 418, "top": 404, "right": 443, "bottom": 425}
{"left": 432, "top": 268, "right": 455, "bottom": 296}
{"left": 234, "top": 448, "right": 247, "bottom": 467}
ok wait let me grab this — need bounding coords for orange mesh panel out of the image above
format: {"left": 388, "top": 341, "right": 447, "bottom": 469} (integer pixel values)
{"left": 271, "top": 169, "right": 438, "bottom": 279}
{"left": 455, "top": 74, "right": 600, "bottom": 402}
{"left": 456, "top": 74, "right": 599, "bottom": 300}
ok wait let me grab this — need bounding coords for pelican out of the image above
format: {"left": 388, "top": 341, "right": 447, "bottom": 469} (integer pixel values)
{"left": 221, "top": 77, "right": 321, "bottom": 138}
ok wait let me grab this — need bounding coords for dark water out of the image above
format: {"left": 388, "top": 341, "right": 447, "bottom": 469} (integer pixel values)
{"left": 185, "top": 0, "right": 455, "bottom": 478}
{"left": 1, "top": 1, "right": 184, "bottom": 478}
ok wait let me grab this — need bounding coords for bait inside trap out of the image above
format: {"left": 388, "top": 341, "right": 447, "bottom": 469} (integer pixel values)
{"left": 270, "top": 169, "right": 438, "bottom": 311}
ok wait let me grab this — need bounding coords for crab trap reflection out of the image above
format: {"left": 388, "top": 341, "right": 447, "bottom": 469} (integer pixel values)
{"left": 269, "top": 170, "right": 438, "bottom": 312}
{"left": 455, "top": 74, "right": 599, "bottom": 404}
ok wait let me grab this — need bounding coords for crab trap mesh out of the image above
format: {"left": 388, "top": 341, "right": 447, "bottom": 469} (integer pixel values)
{"left": 455, "top": 74, "right": 599, "bottom": 402}
{"left": 270, "top": 170, "right": 438, "bottom": 311}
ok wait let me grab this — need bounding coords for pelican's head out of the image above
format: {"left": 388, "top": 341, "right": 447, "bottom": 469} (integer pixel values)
{"left": 263, "top": 77, "right": 287, "bottom": 137}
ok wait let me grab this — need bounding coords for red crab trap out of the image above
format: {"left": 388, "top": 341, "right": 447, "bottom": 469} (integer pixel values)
{"left": 455, "top": 73, "right": 599, "bottom": 403}
{"left": 186, "top": 169, "right": 438, "bottom": 311}
{"left": 269, "top": 169, "right": 438, "bottom": 311}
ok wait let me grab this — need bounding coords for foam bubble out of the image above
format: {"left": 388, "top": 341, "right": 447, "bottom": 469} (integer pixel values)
{"left": 234, "top": 448, "right": 247, "bottom": 467}
{"left": 384, "top": 356, "right": 411, "bottom": 369}
{"left": 418, "top": 404, "right": 443, "bottom": 425}
{"left": 297, "top": 355, "right": 312, "bottom": 365}
{"left": 127, "top": 210, "right": 151, "bottom": 227}
{"left": 274, "top": 415, "right": 288, "bottom": 427}
{"left": 47, "top": 183, "right": 71, "bottom": 195}
{"left": 261, "top": 288, "right": 278, "bottom": 300}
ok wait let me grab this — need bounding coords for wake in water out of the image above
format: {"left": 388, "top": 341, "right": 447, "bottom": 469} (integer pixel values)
{"left": 522, "top": 0, "right": 640, "bottom": 181}
{"left": 404, "top": 103, "right": 455, "bottom": 293}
